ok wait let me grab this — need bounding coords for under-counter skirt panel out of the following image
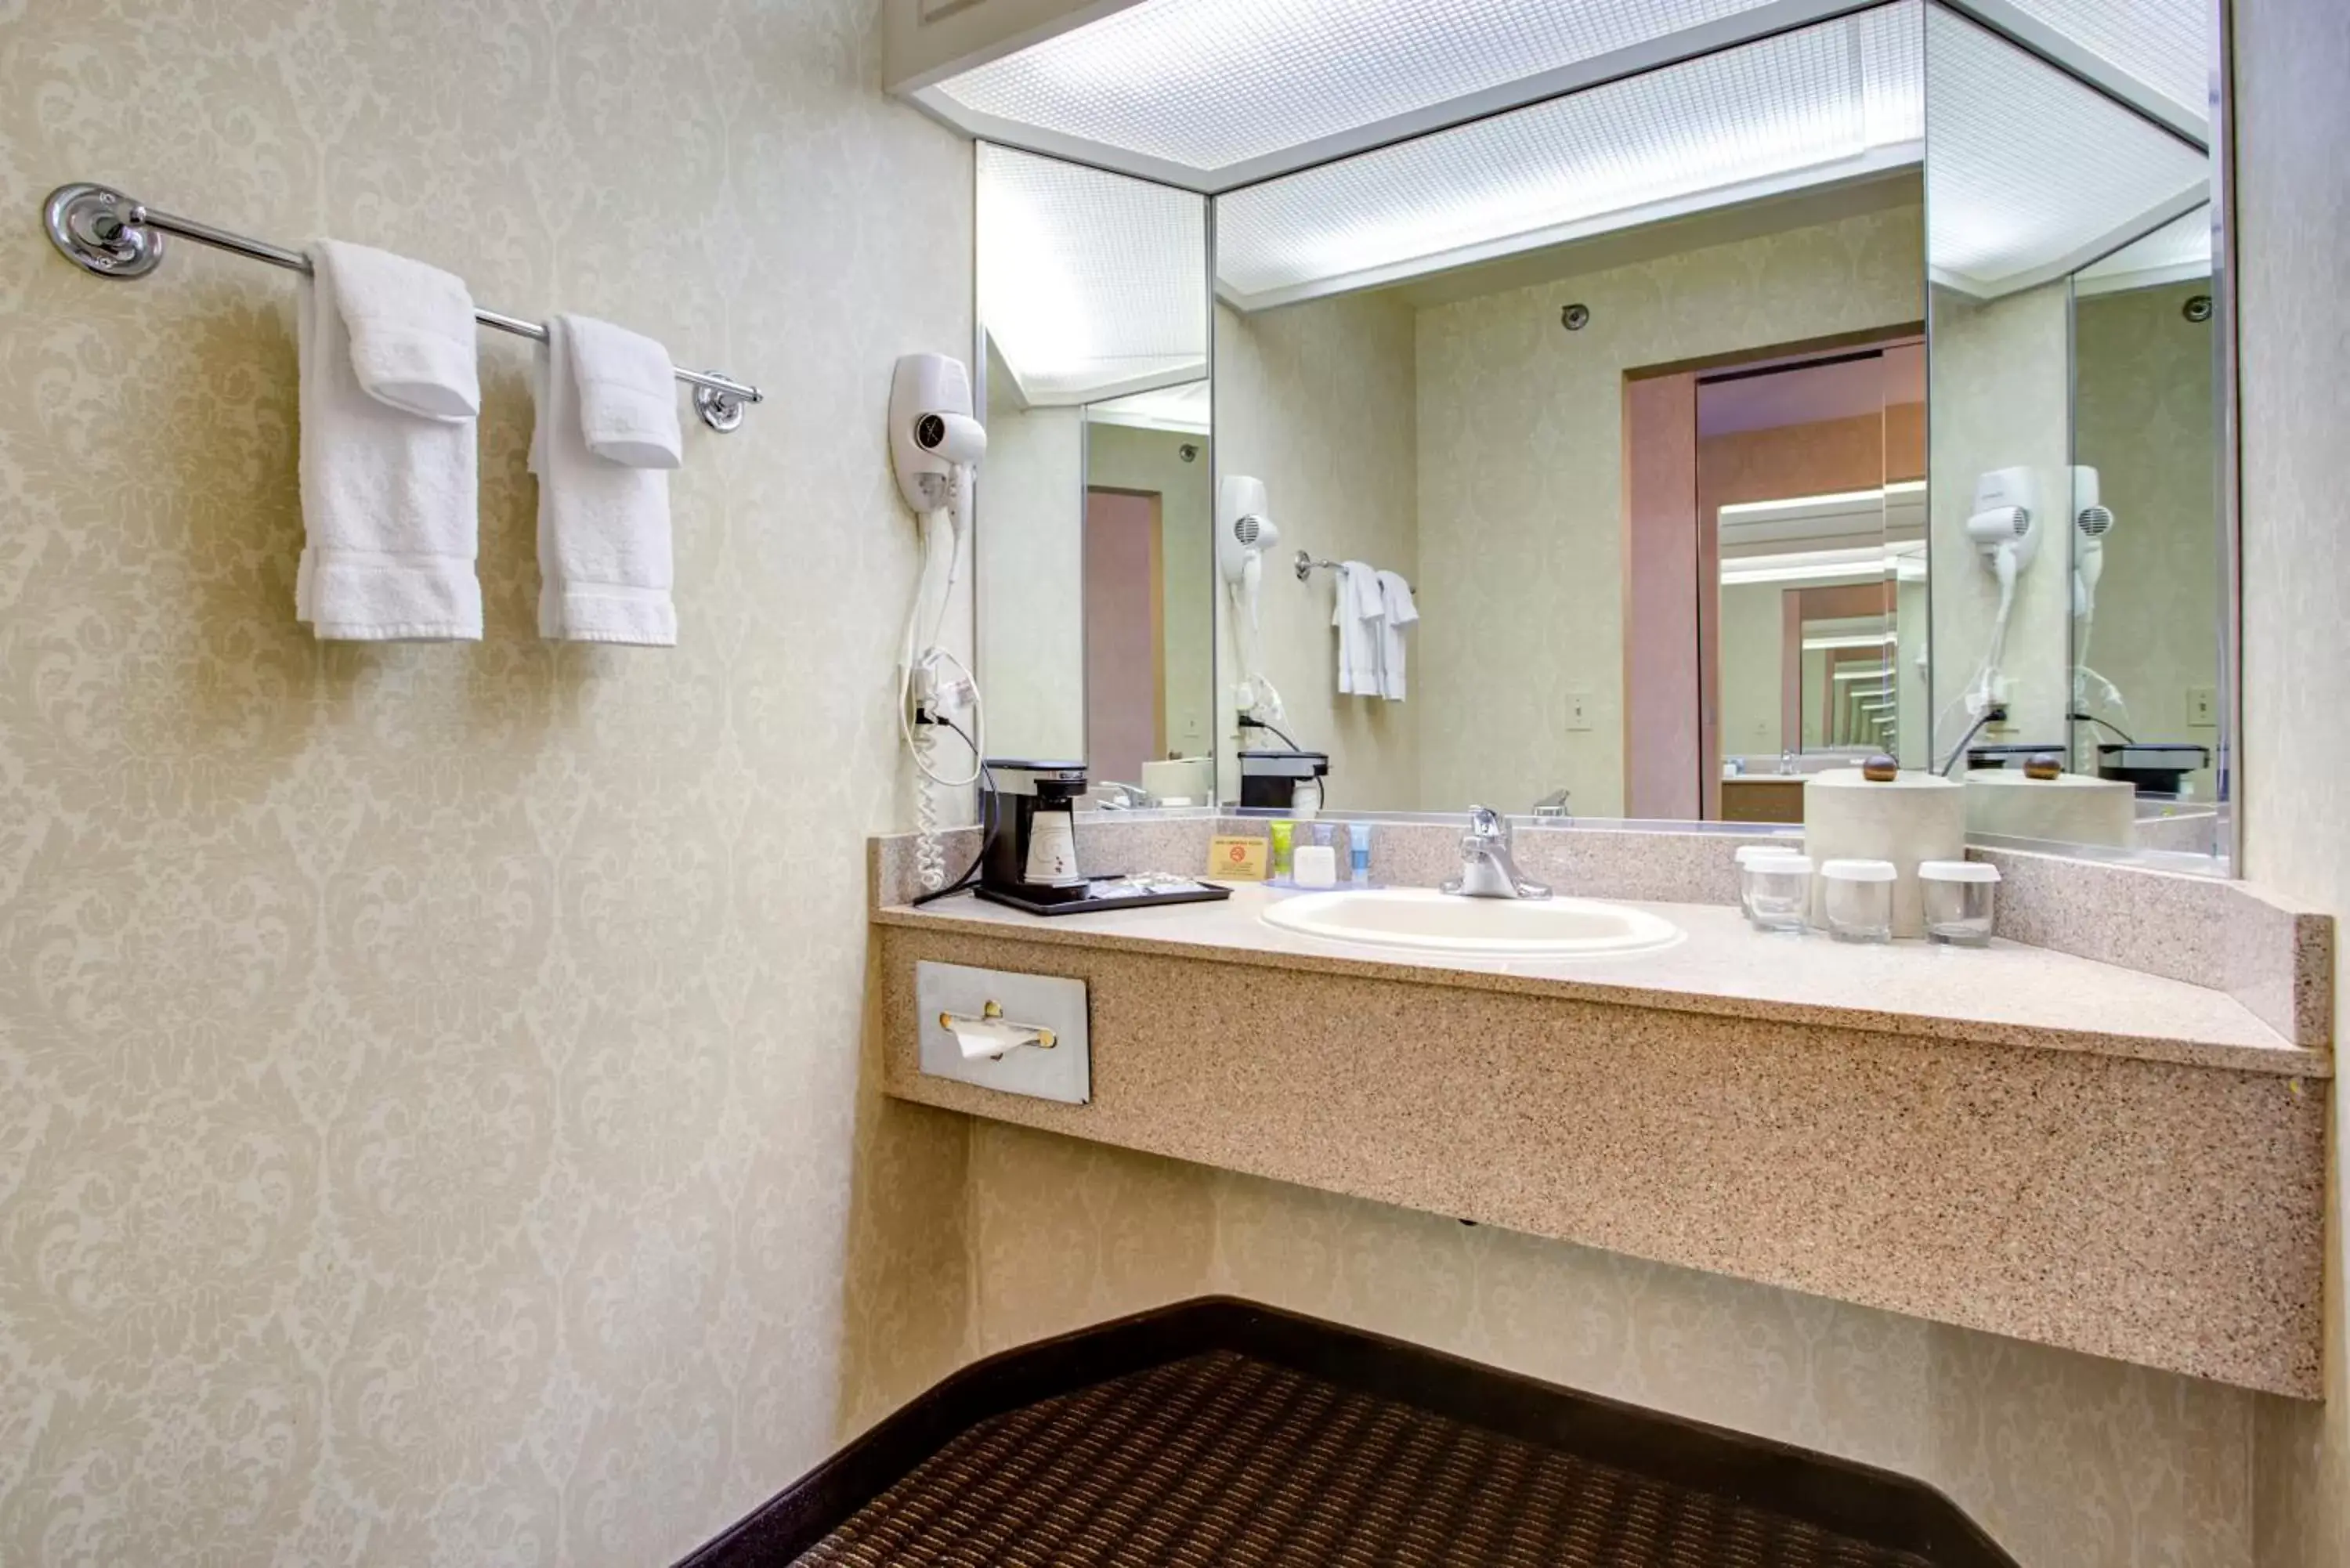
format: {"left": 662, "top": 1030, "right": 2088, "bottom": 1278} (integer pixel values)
{"left": 877, "top": 923, "right": 2324, "bottom": 1397}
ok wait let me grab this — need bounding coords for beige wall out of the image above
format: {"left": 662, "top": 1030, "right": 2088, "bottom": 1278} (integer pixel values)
{"left": 1925, "top": 281, "right": 2074, "bottom": 757}
{"left": 2238, "top": 2, "right": 2350, "bottom": 1562}
{"left": 967, "top": 1121, "right": 2258, "bottom": 1567}
{"left": 1413, "top": 205, "right": 1925, "bottom": 818}
{"left": 0, "top": 1, "right": 975, "bottom": 1560}
{"left": 1212, "top": 292, "right": 1419, "bottom": 809}
{"left": 978, "top": 350, "right": 1086, "bottom": 761}
{"left": 1717, "top": 582, "right": 1788, "bottom": 757}
{"left": 1086, "top": 419, "right": 1215, "bottom": 762}
{"left": 2072, "top": 280, "right": 2222, "bottom": 799}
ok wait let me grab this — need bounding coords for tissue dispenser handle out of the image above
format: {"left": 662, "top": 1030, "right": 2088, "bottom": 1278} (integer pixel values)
{"left": 938, "top": 999, "right": 1058, "bottom": 1060}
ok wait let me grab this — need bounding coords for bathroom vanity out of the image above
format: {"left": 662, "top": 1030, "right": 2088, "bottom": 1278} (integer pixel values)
{"left": 870, "top": 818, "right": 2328, "bottom": 1400}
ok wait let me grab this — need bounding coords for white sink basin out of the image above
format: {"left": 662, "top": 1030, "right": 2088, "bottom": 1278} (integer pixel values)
{"left": 1260, "top": 887, "right": 1682, "bottom": 959}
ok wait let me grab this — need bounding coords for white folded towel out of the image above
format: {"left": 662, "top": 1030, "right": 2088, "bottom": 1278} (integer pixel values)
{"left": 560, "top": 314, "right": 682, "bottom": 469}
{"left": 1330, "top": 559, "right": 1385, "bottom": 696}
{"left": 314, "top": 240, "right": 480, "bottom": 420}
{"left": 531, "top": 316, "right": 677, "bottom": 645}
{"left": 1376, "top": 569, "right": 1419, "bottom": 700}
{"left": 295, "top": 243, "right": 483, "bottom": 641}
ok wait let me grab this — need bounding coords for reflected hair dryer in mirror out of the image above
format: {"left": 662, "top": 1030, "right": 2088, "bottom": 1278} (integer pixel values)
{"left": 2069, "top": 465, "right": 2126, "bottom": 717}
{"left": 1217, "top": 475, "right": 1286, "bottom": 729}
{"left": 2070, "top": 465, "right": 2113, "bottom": 620}
{"left": 1952, "top": 467, "right": 2042, "bottom": 728}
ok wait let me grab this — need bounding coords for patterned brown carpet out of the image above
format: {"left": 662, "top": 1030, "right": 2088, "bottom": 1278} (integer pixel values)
{"left": 790, "top": 1351, "right": 1932, "bottom": 1568}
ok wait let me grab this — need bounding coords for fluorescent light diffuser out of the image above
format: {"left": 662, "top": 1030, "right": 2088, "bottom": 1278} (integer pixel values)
{"left": 933, "top": 0, "right": 1814, "bottom": 181}
{"left": 1214, "top": 4, "right": 1922, "bottom": 307}
{"left": 1925, "top": 5, "right": 2207, "bottom": 298}
{"left": 979, "top": 144, "right": 1207, "bottom": 405}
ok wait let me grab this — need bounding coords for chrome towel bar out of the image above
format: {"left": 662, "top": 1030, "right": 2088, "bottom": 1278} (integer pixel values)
{"left": 42, "top": 182, "right": 763, "bottom": 432}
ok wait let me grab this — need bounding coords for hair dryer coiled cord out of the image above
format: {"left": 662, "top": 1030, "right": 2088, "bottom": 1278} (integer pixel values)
{"left": 900, "top": 488, "right": 982, "bottom": 894}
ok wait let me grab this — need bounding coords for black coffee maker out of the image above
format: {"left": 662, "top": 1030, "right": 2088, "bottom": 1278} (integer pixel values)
{"left": 978, "top": 760, "right": 1090, "bottom": 906}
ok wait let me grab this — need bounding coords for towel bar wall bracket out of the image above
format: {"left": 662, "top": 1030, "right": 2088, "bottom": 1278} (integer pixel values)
{"left": 42, "top": 182, "right": 762, "bottom": 432}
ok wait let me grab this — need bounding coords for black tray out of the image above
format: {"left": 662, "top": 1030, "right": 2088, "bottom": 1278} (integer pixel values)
{"left": 972, "top": 878, "right": 1233, "bottom": 917}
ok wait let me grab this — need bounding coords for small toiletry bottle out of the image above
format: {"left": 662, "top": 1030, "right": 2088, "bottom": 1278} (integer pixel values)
{"left": 1347, "top": 821, "right": 1372, "bottom": 883}
{"left": 1269, "top": 820, "right": 1295, "bottom": 881}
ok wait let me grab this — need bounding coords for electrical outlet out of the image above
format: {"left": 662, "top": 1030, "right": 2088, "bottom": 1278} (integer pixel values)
{"left": 1565, "top": 690, "right": 1593, "bottom": 732}
{"left": 2186, "top": 685, "right": 2218, "bottom": 728}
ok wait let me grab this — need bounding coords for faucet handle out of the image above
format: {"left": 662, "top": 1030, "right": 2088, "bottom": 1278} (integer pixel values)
{"left": 1466, "top": 804, "right": 1507, "bottom": 840}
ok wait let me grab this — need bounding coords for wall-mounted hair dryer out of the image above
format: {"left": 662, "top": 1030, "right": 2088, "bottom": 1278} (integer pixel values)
{"left": 891, "top": 352, "right": 986, "bottom": 537}
{"left": 891, "top": 353, "right": 987, "bottom": 893}
{"left": 1217, "top": 475, "right": 1285, "bottom": 728}
{"left": 2067, "top": 464, "right": 2125, "bottom": 718}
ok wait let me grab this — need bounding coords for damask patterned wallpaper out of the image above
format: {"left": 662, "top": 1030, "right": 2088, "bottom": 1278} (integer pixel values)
{"left": 0, "top": 1, "right": 974, "bottom": 1561}
{"left": 2236, "top": 1, "right": 2350, "bottom": 1562}
{"left": 2072, "top": 280, "right": 2220, "bottom": 797}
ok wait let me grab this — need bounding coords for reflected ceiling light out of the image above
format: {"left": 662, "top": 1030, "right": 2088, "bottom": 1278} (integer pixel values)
{"left": 979, "top": 144, "right": 1208, "bottom": 405}
{"left": 1925, "top": 5, "right": 2207, "bottom": 298}
{"left": 1721, "top": 544, "right": 1917, "bottom": 587}
{"left": 1717, "top": 487, "right": 1889, "bottom": 521}
{"left": 2074, "top": 202, "right": 2212, "bottom": 295}
{"left": 1089, "top": 380, "right": 1213, "bottom": 434}
{"left": 1214, "top": 4, "right": 1922, "bottom": 306}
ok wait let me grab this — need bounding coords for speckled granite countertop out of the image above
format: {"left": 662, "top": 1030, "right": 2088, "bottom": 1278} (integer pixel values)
{"left": 876, "top": 886, "right": 2328, "bottom": 1079}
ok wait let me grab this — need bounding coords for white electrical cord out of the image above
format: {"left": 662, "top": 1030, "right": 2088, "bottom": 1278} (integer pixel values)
{"left": 1224, "top": 571, "right": 1288, "bottom": 732}
{"left": 900, "top": 474, "right": 984, "bottom": 893}
{"left": 1932, "top": 550, "right": 2019, "bottom": 774}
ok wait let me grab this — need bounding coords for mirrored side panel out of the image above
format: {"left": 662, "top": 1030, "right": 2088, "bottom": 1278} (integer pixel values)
{"left": 2068, "top": 209, "right": 2222, "bottom": 852}
{"left": 975, "top": 144, "right": 1212, "bottom": 794}
{"left": 1923, "top": 2, "right": 2226, "bottom": 866}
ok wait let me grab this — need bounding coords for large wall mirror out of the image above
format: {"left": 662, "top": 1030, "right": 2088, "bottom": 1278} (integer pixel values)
{"left": 975, "top": 144, "right": 1216, "bottom": 799}
{"left": 960, "top": 0, "right": 2236, "bottom": 873}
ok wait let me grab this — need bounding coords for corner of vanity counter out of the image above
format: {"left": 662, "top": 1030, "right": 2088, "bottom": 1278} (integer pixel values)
{"left": 864, "top": 829, "right": 2328, "bottom": 1397}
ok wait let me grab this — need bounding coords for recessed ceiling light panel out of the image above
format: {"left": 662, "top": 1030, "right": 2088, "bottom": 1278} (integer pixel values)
{"left": 938, "top": 0, "right": 1804, "bottom": 178}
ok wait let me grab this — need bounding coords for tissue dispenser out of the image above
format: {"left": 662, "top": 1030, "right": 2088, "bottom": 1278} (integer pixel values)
{"left": 916, "top": 960, "right": 1090, "bottom": 1104}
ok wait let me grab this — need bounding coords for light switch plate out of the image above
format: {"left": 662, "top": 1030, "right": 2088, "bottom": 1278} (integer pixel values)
{"left": 1566, "top": 690, "right": 1593, "bottom": 731}
{"left": 2186, "top": 685, "right": 2218, "bottom": 728}
{"left": 916, "top": 961, "right": 1090, "bottom": 1104}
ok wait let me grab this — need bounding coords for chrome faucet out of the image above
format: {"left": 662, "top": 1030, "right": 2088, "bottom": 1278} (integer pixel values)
{"left": 1442, "top": 805, "right": 1552, "bottom": 900}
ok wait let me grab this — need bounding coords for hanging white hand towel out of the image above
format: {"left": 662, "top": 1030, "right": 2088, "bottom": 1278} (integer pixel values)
{"left": 1329, "top": 559, "right": 1385, "bottom": 695}
{"left": 563, "top": 315, "right": 682, "bottom": 469}
{"left": 1375, "top": 569, "right": 1419, "bottom": 700}
{"left": 531, "top": 316, "right": 678, "bottom": 645}
{"left": 317, "top": 239, "right": 481, "bottom": 419}
{"left": 295, "top": 241, "right": 483, "bottom": 641}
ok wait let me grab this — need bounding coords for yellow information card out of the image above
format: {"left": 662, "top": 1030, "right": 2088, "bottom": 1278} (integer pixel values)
{"left": 1206, "top": 834, "right": 1269, "bottom": 882}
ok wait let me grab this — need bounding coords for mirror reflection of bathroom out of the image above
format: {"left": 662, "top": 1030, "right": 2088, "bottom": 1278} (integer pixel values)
{"left": 965, "top": 0, "right": 2235, "bottom": 870}
{"left": 1705, "top": 345, "right": 1928, "bottom": 825}
{"left": 1209, "top": 0, "right": 1927, "bottom": 822}
{"left": 974, "top": 143, "right": 1215, "bottom": 804}
{"left": 1923, "top": 5, "right": 2222, "bottom": 855}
